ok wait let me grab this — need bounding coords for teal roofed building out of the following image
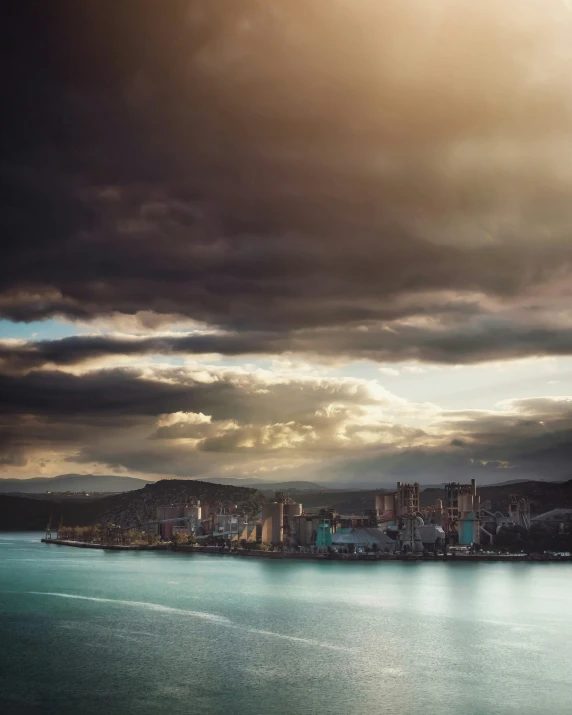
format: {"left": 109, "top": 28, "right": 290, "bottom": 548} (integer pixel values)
{"left": 331, "top": 528, "right": 395, "bottom": 552}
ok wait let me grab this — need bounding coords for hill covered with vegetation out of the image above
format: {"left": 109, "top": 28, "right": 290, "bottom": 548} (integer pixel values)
{"left": 97, "top": 479, "right": 264, "bottom": 528}
{"left": 0, "top": 479, "right": 264, "bottom": 530}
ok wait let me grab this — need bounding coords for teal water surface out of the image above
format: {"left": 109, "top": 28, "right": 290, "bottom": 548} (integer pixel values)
{"left": 1, "top": 533, "right": 571, "bottom": 715}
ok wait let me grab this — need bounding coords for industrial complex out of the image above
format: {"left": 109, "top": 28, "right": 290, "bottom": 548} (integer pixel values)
{"left": 128, "top": 478, "right": 567, "bottom": 556}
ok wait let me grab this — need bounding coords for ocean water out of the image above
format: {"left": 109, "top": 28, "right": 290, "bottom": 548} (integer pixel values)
{"left": 1, "top": 534, "right": 571, "bottom": 715}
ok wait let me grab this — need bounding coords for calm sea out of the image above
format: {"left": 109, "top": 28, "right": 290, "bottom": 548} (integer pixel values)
{"left": 1, "top": 533, "right": 571, "bottom": 715}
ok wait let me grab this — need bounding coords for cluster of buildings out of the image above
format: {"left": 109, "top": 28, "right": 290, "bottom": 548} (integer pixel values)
{"left": 145, "top": 478, "right": 531, "bottom": 554}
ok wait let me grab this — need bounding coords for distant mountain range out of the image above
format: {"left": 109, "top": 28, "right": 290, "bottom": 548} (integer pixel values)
{"left": 0, "top": 474, "right": 330, "bottom": 494}
{"left": 0, "top": 474, "right": 153, "bottom": 494}
{"left": 1, "top": 472, "right": 567, "bottom": 496}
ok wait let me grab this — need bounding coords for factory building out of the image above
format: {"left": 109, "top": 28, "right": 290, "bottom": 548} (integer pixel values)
{"left": 237, "top": 520, "right": 258, "bottom": 543}
{"left": 214, "top": 513, "right": 244, "bottom": 536}
{"left": 316, "top": 518, "right": 333, "bottom": 550}
{"left": 375, "top": 493, "right": 397, "bottom": 519}
{"left": 374, "top": 482, "right": 420, "bottom": 521}
{"left": 531, "top": 508, "right": 572, "bottom": 527}
{"left": 417, "top": 524, "right": 446, "bottom": 552}
{"left": 508, "top": 495, "right": 531, "bottom": 529}
{"left": 444, "top": 480, "right": 481, "bottom": 545}
{"left": 331, "top": 528, "right": 395, "bottom": 552}
{"left": 396, "top": 482, "right": 420, "bottom": 515}
{"left": 148, "top": 479, "right": 495, "bottom": 553}
{"left": 283, "top": 501, "right": 303, "bottom": 542}
{"left": 261, "top": 502, "right": 283, "bottom": 544}
{"left": 154, "top": 503, "right": 202, "bottom": 540}
{"left": 290, "top": 513, "right": 321, "bottom": 546}
{"left": 260, "top": 492, "right": 303, "bottom": 545}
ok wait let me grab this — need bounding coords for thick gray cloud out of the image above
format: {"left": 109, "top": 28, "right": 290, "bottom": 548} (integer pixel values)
{"left": 4, "top": 2, "right": 572, "bottom": 483}
{"left": 5, "top": 315, "right": 572, "bottom": 374}
{"left": 2, "top": 1, "right": 572, "bottom": 343}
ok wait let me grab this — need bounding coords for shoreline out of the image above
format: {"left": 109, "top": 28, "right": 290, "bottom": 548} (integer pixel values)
{"left": 40, "top": 538, "right": 572, "bottom": 562}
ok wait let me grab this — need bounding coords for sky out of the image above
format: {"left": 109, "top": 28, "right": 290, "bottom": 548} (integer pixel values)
{"left": 2, "top": 0, "right": 572, "bottom": 486}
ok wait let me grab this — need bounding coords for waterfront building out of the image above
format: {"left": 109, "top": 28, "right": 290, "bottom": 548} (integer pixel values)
{"left": 260, "top": 492, "right": 303, "bottom": 545}
{"left": 417, "top": 524, "right": 446, "bottom": 552}
{"left": 331, "top": 527, "right": 395, "bottom": 552}
{"left": 508, "top": 495, "right": 531, "bottom": 529}
{"left": 444, "top": 480, "right": 481, "bottom": 545}
{"left": 374, "top": 482, "right": 420, "bottom": 521}
{"left": 290, "top": 513, "right": 320, "bottom": 546}
{"left": 261, "top": 502, "right": 284, "bottom": 544}
{"left": 153, "top": 502, "right": 202, "bottom": 539}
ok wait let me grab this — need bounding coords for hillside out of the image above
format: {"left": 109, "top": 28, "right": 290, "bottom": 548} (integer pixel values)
{"left": 0, "top": 474, "right": 154, "bottom": 494}
{"left": 0, "top": 479, "right": 264, "bottom": 530}
{"left": 294, "top": 489, "right": 381, "bottom": 515}
{"left": 97, "top": 479, "right": 264, "bottom": 527}
{"left": 200, "top": 477, "right": 327, "bottom": 490}
{"left": 421, "top": 480, "right": 572, "bottom": 514}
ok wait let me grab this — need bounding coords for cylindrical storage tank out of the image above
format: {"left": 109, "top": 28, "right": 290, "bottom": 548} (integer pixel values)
{"left": 184, "top": 505, "right": 202, "bottom": 521}
{"left": 261, "top": 502, "right": 283, "bottom": 543}
{"left": 283, "top": 503, "right": 302, "bottom": 542}
{"left": 375, "top": 494, "right": 384, "bottom": 514}
{"left": 459, "top": 493, "right": 472, "bottom": 514}
{"left": 299, "top": 516, "right": 313, "bottom": 546}
{"left": 459, "top": 514, "right": 475, "bottom": 545}
{"left": 284, "top": 503, "right": 302, "bottom": 520}
{"left": 380, "top": 494, "right": 395, "bottom": 518}
{"left": 159, "top": 506, "right": 184, "bottom": 539}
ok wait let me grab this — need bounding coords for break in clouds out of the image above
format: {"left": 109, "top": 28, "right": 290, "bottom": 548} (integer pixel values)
{"left": 2, "top": 1, "right": 572, "bottom": 482}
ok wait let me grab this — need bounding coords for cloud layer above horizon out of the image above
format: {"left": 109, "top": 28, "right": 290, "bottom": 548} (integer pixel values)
{"left": 2, "top": 1, "right": 572, "bottom": 485}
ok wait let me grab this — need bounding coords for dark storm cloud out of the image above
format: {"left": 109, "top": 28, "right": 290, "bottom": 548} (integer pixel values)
{"left": 0, "top": 365, "right": 388, "bottom": 423}
{"left": 4, "top": 1, "right": 572, "bottom": 482}
{"left": 2, "top": 0, "right": 572, "bottom": 345}
{"left": 5, "top": 315, "right": 572, "bottom": 373}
